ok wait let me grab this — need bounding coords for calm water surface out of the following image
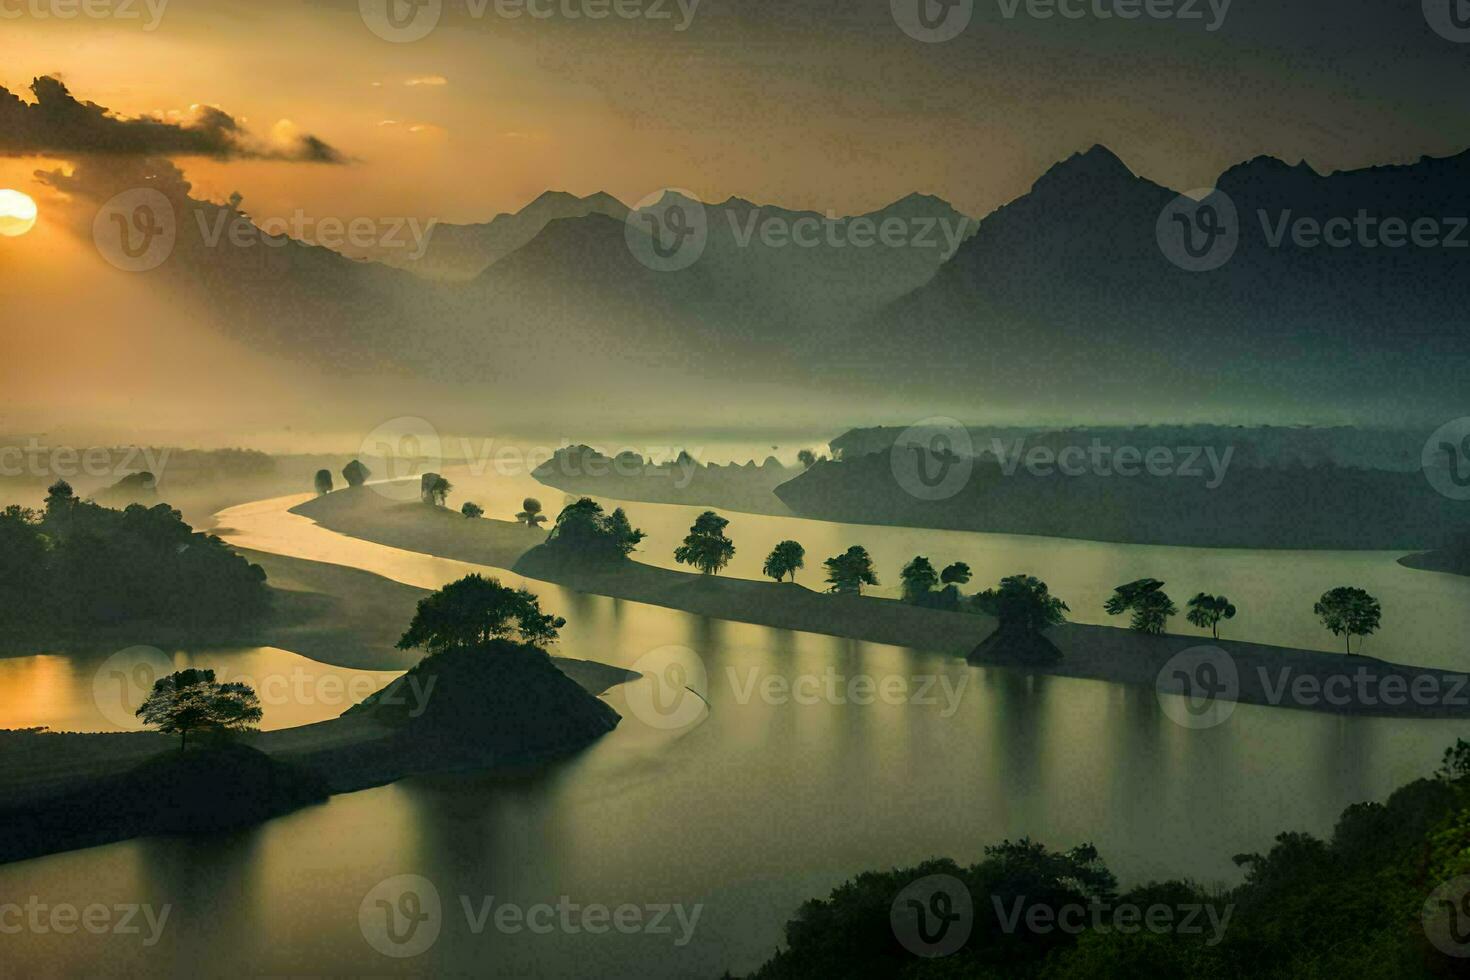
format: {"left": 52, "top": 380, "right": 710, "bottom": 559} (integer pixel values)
{"left": 3, "top": 456, "right": 1468, "bottom": 977}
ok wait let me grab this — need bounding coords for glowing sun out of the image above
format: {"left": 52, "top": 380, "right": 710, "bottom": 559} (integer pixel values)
{"left": 0, "top": 189, "right": 38, "bottom": 237}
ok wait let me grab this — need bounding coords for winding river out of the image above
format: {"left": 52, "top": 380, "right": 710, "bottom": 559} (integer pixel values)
{"left": 3, "top": 456, "right": 1469, "bottom": 977}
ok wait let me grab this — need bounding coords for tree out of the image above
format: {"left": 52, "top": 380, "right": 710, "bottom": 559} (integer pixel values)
{"left": 824, "top": 546, "right": 878, "bottom": 595}
{"left": 1104, "top": 578, "right": 1178, "bottom": 635}
{"left": 972, "top": 574, "right": 1069, "bottom": 634}
{"left": 941, "top": 561, "right": 972, "bottom": 586}
{"left": 516, "top": 497, "right": 547, "bottom": 527}
{"left": 674, "top": 510, "right": 736, "bottom": 575}
{"left": 44, "top": 479, "right": 75, "bottom": 519}
{"left": 899, "top": 556, "right": 939, "bottom": 602}
{"left": 135, "top": 668, "right": 262, "bottom": 751}
{"left": 797, "top": 449, "right": 817, "bottom": 469}
{"left": 762, "top": 540, "right": 805, "bottom": 583}
{"left": 1314, "top": 586, "right": 1381, "bottom": 654}
{"left": 420, "top": 472, "right": 451, "bottom": 506}
{"left": 546, "top": 498, "right": 644, "bottom": 560}
{"left": 313, "top": 469, "right": 334, "bottom": 495}
{"left": 461, "top": 501, "right": 484, "bottom": 519}
{"left": 1185, "top": 592, "right": 1236, "bottom": 639}
{"left": 342, "top": 459, "right": 370, "bottom": 487}
{"left": 396, "top": 574, "right": 565, "bottom": 654}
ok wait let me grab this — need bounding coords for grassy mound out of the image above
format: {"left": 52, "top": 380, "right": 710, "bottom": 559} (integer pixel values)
{"left": 347, "top": 640, "right": 621, "bottom": 762}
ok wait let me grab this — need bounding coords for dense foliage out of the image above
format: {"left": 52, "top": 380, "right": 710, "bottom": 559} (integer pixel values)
{"left": 0, "top": 482, "right": 268, "bottom": 633}
{"left": 545, "top": 497, "right": 645, "bottom": 560}
{"left": 397, "top": 573, "right": 566, "bottom": 653}
{"left": 750, "top": 741, "right": 1470, "bottom": 978}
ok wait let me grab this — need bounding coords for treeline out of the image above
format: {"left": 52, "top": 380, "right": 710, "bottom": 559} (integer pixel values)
{"left": 775, "top": 450, "right": 1468, "bottom": 550}
{"left": 748, "top": 740, "right": 1470, "bottom": 978}
{"left": 0, "top": 481, "right": 268, "bottom": 634}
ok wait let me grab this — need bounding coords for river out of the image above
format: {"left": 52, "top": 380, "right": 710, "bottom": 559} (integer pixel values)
{"left": 2, "top": 455, "right": 1467, "bottom": 977}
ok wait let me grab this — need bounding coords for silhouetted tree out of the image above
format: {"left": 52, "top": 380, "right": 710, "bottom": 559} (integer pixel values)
{"left": 797, "top": 449, "right": 817, "bottom": 469}
{"left": 1186, "top": 592, "right": 1237, "bottom": 639}
{"left": 940, "top": 561, "right": 972, "bottom": 586}
{"left": 44, "top": 479, "right": 75, "bottom": 519}
{"left": 763, "top": 540, "right": 805, "bottom": 583}
{"left": 674, "top": 511, "right": 736, "bottom": 575}
{"left": 516, "top": 498, "right": 547, "bottom": 527}
{"left": 1104, "top": 578, "right": 1177, "bottom": 634}
{"left": 420, "top": 473, "right": 451, "bottom": 506}
{"left": 900, "top": 556, "right": 939, "bottom": 602}
{"left": 461, "top": 501, "right": 484, "bottom": 519}
{"left": 545, "top": 498, "right": 644, "bottom": 560}
{"left": 135, "top": 668, "right": 262, "bottom": 751}
{"left": 313, "top": 469, "right": 334, "bottom": 495}
{"left": 342, "top": 459, "right": 370, "bottom": 487}
{"left": 1314, "top": 586, "right": 1381, "bottom": 654}
{"left": 397, "top": 574, "right": 565, "bottom": 654}
{"left": 972, "top": 574, "right": 1070, "bottom": 634}
{"left": 824, "top": 546, "right": 878, "bottom": 595}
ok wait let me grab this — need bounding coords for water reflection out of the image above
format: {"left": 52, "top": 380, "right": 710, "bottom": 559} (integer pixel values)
{"left": 3, "top": 476, "right": 1468, "bottom": 977}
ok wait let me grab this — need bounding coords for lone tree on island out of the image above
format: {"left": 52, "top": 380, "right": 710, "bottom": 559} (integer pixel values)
{"left": 900, "top": 556, "right": 939, "bottom": 603}
{"left": 972, "top": 574, "right": 1070, "bottom": 636}
{"left": 1104, "top": 578, "right": 1178, "bottom": 635}
{"left": 396, "top": 574, "right": 565, "bottom": 654}
{"left": 797, "top": 449, "right": 818, "bottom": 469}
{"left": 313, "top": 469, "right": 334, "bottom": 495}
{"left": 1314, "top": 586, "right": 1381, "bottom": 654}
{"left": 1186, "top": 593, "right": 1237, "bottom": 639}
{"left": 135, "top": 668, "right": 263, "bottom": 751}
{"left": 762, "top": 540, "right": 806, "bottom": 583}
{"left": 674, "top": 511, "right": 736, "bottom": 576}
{"left": 461, "top": 501, "right": 484, "bottom": 519}
{"left": 342, "top": 459, "right": 370, "bottom": 488}
{"left": 516, "top": 498, "right": 548, "bottom": 527}
{"left": 824, "top": 546, "right": 878, "bottom": 596}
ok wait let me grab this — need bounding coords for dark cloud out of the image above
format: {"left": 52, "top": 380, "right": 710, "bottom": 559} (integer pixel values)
{"left": 0, "top": 76, "right": 349, "bottom": 163}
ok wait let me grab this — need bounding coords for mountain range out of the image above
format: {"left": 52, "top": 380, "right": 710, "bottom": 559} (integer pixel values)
{"left": 85, "top": 144, "right": 1470, "bottom": 420}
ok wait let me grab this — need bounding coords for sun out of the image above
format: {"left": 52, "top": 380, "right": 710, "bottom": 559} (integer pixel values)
{"left": 0, "top": 189, "right": 38, "bottom": 237}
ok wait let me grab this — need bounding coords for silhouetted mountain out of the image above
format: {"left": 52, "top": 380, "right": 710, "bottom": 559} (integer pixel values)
{"left": 828, "top": 145, "right": 1470, "bottom": 420}
{"left": 360, "top": 189, "right": 630, "bottom": 279}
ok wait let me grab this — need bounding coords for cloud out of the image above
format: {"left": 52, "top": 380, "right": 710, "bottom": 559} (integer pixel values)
{"left": 404, "top": 76, "right": 449, "bottom": 87}
{"left": 0, "top": 76, "right": 349, "bottom": 163}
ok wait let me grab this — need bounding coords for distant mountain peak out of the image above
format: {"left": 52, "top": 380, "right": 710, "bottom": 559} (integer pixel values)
{"left": 1028, "top": 145, "right": 1139, "bottom": 199}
